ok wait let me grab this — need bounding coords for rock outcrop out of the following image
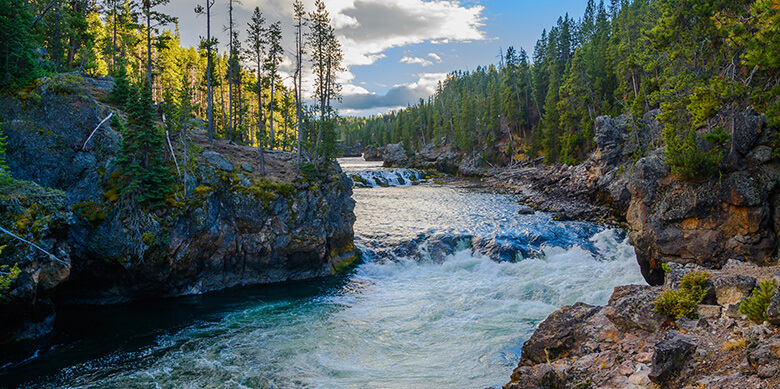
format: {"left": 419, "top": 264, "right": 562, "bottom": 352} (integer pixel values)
{"left": 503, "top": 261, "right": 780, "bottom": 389}
{"left": 627, "top": 110, "right": 776, "bottom": 285}
{"left": 487, "top": 111, "right": 659, "bottom": 224}
{"left": 488, "top": 108, "right": 778, "bottom": 286}
{"left": 0, "top": 74, "right": 358, "bottom": 362}
{"left": 362, "top": 144, "right": 382, "bottom": 161}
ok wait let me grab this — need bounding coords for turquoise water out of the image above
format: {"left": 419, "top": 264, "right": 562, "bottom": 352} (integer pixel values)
{"left": 3, "top": 159, "right": 644, "bottom": 389}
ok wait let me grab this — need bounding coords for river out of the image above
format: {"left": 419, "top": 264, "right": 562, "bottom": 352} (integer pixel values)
{"left": 2, "top": 158, "right": 644, "bottom": 389}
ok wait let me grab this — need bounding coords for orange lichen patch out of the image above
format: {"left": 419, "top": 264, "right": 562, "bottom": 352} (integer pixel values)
{"left": 721, "top": 205, "right": 763, "bottom": 236}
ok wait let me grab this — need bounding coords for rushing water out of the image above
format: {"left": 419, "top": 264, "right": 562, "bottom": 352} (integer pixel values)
{"left": 2, "top": 158, "right": 644, "bottom": 389}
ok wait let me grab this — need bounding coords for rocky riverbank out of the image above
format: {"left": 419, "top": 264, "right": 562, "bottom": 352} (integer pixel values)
{"left": 0, "top": 74, "right": 357, "bottom": 363}
{"left": 501, "top": 260, "right": 780, "bottom": 389}
{"left": 370, "top": 103, "right": 780, "bottom": 388}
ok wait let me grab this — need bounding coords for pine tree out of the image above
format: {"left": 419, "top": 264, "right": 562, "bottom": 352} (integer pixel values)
{"left": 116, "top": 82, "right": 172, "bottom": 208}
{"left": 194, "top": 0, "right": 217, "bottom": 141}
{"left": 264, "top": 21, "right": 284, "bottom": 149}
{"left": 246, "top": 7, "right": 267, "bottom": 175}
{"left": 0, "top": 0, "right": 41, "bottom": 90}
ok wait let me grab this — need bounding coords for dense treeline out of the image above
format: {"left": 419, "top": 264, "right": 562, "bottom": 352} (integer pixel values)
{"left": 0, "top": 0, "right": 345, "bottom": 208}
{"left": 342, "top": 0, "right": 780, "bottom": 178}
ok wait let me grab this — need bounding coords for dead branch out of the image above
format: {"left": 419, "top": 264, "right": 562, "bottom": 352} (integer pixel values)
{"left": 0, "top": 225, "right": 69, "bottom": 267}
{"left": 82, "top": 112, "right": 114, "bottom": 150}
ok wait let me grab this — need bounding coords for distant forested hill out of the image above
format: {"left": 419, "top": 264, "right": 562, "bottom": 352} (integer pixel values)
{"left": 340, "top": 0, "right": 780, "bottom": 179}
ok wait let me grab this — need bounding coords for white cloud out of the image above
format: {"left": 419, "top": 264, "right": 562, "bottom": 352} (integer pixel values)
{"left": 400, "top": 56, "right": 433, "bottom": 67}
{"left": 428, "top": 53, "right": 442, "bottom": 63}
{"left": 337, "top": 72, "right": 448, "bottom": 112}
{"left": 336, "top": 0, "right": 486, "bottom": 67}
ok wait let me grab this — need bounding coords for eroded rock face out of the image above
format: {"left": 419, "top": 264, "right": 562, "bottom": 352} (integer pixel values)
{"left": 0, "top": 74, "right": 358, "bottom": 357}
{"left": 649, "top": 331, "right": 697, "bottom": 384}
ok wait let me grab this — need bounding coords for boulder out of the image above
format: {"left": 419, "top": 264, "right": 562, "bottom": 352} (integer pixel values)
{"left": 202, "top": 151, "right": 234, "bottom": 172}
{"left": 363, "top": 145, "right": 382, "bottom": 161}
{"left": 747, "top": 146, "right": 774, "bottom": 165}
{"left": 604, "top": 285, "right": 666, "bottom": 333}
{"left": 711, "top": 275, "right": 757, "bottom": 306}
{"left": 458, "top": 152, "right": 487, "bottom": 177}
{"left": 649, "top": 331, "right": 697, "bottom": 384}
{"left": 519, "top": 302, "right": 601, "bottom": 365}
{"left": 733, "top": 108, "right": 764, "bottom": 155}
{"left": 382, "top": 143, "right": 409, "bottom": 167}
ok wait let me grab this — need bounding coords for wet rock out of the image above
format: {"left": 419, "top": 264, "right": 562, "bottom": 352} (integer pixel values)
{"left": 520, "top": 302, "right": 601, "bottom": 365}
{"left": 202, "top": 151, "right": 233, "bottom": 172}
{"left": 517, "top": 207, "right": 535, "bottom": 215}
{"left": 605, "top": 285, "right": 665, "bottom": 333}
{"left": 712, "top": 275, "right": 756, "bottom": 306}
{"left": 649, "top": 331, "right": 697, "bottom": 384}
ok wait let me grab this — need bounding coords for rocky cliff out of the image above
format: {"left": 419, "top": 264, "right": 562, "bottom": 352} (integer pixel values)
{"left": 487, "top": 109, "right": 778, "bottom": 286}
{"left": 493, "top": 107, "right": 780, "bottom": 387}
{"left": 0, "top": 74, "right": 357, "bottom": 361}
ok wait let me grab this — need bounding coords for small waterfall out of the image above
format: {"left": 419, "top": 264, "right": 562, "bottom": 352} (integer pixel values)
{"left": 349, "top": 169, "right": 427, "bottom": 188}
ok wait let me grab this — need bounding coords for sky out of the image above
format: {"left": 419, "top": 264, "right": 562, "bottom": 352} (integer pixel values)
{"left": 162, "top": 0, "right": 589, "bottom": 117}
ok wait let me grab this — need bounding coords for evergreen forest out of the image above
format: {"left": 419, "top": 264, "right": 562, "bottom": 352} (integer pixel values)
{"left": 338, "top": 0, "right": 780, "bottom": 179}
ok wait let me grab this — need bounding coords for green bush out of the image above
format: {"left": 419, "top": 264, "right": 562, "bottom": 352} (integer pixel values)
{"left": 0, "top": 261, "right": 21, "bottom": 298}
{"left": 0, "top": 122, "right": 8, "bottom": 181}
{"left": 739, "top": 279, "right": 775, "bottom": 324}
{"left": 654, "top": 271, "right": 711, "bottom": 319}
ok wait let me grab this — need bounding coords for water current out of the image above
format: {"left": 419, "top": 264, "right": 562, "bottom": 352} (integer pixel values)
{"left": 2, "top": 158, "right": 645, "bottom": 389}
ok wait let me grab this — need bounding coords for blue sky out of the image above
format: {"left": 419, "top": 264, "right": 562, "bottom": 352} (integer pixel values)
{"left": 165, "top": 0, "right": 589, "bottom": 116}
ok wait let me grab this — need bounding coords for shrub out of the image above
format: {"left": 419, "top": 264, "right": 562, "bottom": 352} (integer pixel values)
{"left": 0, "top": 123, "right": 8, "bottom": 181}
{"left": 739, "top": 279, "right": 775, "bottom": 324}
{"left": 654, "top": 271, "right": 711, "bottom": 319}
{"left": 0, "top": 262, "right": 21, "bottom": 297}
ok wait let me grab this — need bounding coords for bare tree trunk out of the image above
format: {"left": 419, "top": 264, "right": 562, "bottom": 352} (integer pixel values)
{"left": 295, "top": 18, "right": 303, "bottom": 169}
{"left": 270, "top": 76, "right": 275, "bottom": 149}
{"left": 206, "top": 0, "right": 214, "bottom": 141}
{"left": 257, "top": 62, "right": 266, "bottom": 176}
{"left": 146, "top": 8, "right": 153, "bottom": 88}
